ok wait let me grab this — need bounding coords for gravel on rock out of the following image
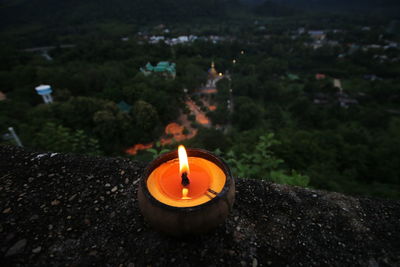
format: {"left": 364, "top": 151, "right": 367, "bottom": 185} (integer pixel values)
{"left": 0, "top": 145, "right": 399, "bottom": 266}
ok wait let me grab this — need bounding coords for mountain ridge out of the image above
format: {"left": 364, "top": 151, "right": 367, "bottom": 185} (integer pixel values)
{"left": 1, "top": 0, "right": 399, "bottom": 32}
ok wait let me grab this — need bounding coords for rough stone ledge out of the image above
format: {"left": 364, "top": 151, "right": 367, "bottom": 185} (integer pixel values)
{"left": 0, "top": 145, "right": 399, "bottom": 266}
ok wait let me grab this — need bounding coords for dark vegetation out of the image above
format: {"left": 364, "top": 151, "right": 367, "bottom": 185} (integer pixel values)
{"left": 1, "top": 0, "right": 400, "bottom": 199}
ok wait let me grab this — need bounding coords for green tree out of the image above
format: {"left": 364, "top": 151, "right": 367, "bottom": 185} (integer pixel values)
{"left": 32, "top": 122, "right": 101, "bottom": 155}
{"left": 233, "top": 96, "right": 263, "bottom": 130}
{"left": 132, "top": 100, "right": 160, "bottom": 137}
{"left": 219, "top": 133, "right": 309, "bottom": 187}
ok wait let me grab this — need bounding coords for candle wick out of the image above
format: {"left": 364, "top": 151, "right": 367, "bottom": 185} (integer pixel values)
{"left": 181, "top": 172, "right": 190, "bottom": 186}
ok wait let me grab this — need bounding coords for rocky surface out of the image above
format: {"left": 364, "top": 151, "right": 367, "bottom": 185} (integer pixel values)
{"left": 1, "top": 145, "right": 399, "bottom": 266}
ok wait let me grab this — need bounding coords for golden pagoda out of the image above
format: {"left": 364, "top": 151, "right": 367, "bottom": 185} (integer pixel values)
{"left": 208, "top": 61, "right": 218, "bottom": 79}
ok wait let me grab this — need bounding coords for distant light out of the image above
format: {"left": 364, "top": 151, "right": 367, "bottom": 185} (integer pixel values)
{"left": 232, "top": 59, "right": 236, "bottom": 64}
{"left": 219, "top": 73, "right": 223, "bottom": 76}
{"left": 240, "top": 50, "right": 244, "bottom": 54}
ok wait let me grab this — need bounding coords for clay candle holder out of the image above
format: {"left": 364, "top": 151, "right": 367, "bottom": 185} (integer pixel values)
{"left": 138, "top": 145, "right": 235, "bottom": 236}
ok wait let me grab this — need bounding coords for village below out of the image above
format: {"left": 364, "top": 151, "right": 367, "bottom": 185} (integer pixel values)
{"left": 1, "top": 1, "right": 400, "bottom": 200}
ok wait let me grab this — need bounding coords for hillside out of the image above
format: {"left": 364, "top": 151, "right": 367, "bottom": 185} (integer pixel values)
{"left": 2, "top": 0, "right": 399, "bottom": 33}
{"left": 272, "top": 0, "right": 400, "bottom": 12}
{"left": 0, "top": 0, "right": 235, "bottom": 30}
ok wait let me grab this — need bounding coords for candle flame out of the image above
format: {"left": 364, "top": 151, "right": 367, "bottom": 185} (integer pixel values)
{"left": 178, "top": 145, "right": 189, "bottom": 174}
{"left": 182, "top": 188, "right": 191, "bottom": 200}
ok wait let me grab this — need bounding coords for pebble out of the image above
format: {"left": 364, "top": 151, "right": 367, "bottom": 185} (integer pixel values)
{"left": 32, "top": 246, "right": 42, "bottom": 253}
{"left": 89, "top": 250, "right": 98, "bottom": 256}
{"left": 105, "top": 183, "right": 111, "bottom": 187}
{"left": 252, "top": 258, "right": 258, "bottom": 267}
{"left": 5, "top": 239, "right": 27, "bottom": 257}
{"left": 51, "top": 200, "right": 60, "bottom": 206}
{"left": 68, "top": 194, "right": 77, "bottom": 201}
{"left": 3, "top": 207, "right": 12, "bottom": 214}
{"left": 111, "top": 186, "right": 118, "bottom": 193}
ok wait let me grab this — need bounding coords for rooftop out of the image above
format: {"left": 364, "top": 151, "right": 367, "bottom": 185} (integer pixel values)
{"left": 140, "top": 61, "right": 176, "bottom": 77}
{"left": 1, "top": 145, "right": 399, "bottom": 266}
{"left": 117, "top": 100, "right": 132, "bottom": 113}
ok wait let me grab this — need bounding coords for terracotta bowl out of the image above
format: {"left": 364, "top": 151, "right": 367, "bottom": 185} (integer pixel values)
{"left": 138, "top": 148, "right": 235, "bottom": 236}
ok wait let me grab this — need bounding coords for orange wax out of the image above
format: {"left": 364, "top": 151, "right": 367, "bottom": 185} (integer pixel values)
{"left": 147, "top": 157, "right": 226, "bottom": 207}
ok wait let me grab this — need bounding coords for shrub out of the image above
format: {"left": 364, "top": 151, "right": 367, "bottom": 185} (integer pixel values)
{"left": 218, "top": 133, "right": 309, "bottom": 187}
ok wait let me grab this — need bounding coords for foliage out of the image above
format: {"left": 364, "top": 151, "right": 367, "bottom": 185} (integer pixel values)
{"left": 146, "top": 142, "right": 171, "bottom": 160}
{"left": 32, "top": 122, "right": 102, "bottom": 155}
{"left": 218, "top": 133, "right": 310, "bottom": 187}
{"left": 187, "top": 128, "right": 230, "bottom": 151}
{"left": 132, "top": 100, "right": 160, "bottom": 134}
{"left": 1, "top": 11, "right": 400, "bottom": 199}
{"left": 233, "top": 97, "right": 263, "bottom": 130}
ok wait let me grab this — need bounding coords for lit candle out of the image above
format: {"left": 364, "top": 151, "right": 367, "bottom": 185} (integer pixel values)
{"left": 138, "top": 145, "right": 235, "bottom": 235}
{"left": 146, "top": 145, "right": 226, "bottom": 207}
